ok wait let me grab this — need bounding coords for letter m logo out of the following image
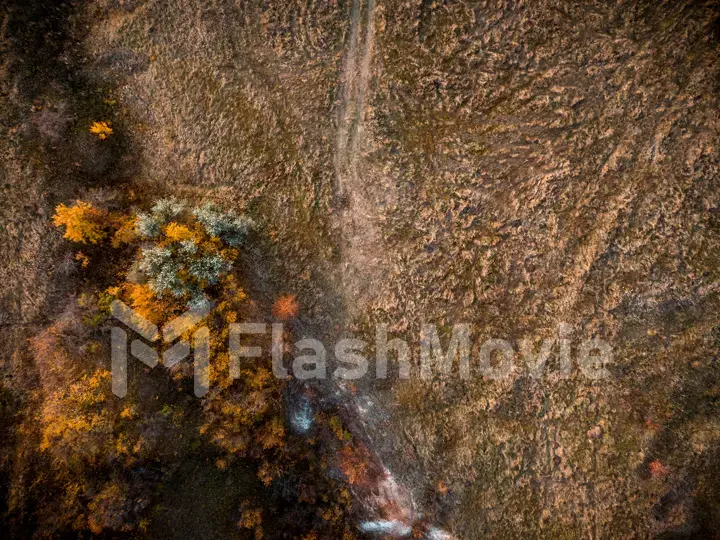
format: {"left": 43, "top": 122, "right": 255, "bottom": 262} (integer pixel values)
{"left": 110, "top": 300, "right": 212, "bottom": 398}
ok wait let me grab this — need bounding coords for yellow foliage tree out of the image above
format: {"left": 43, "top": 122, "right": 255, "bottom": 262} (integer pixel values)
{"left": 89, "top": 121, "right": 113, "bottom": 140}
{"left": 238, "top": 504, "right": 264, "bottom": 540}
{"left": 111, "top": 216, "right": 138, "bottom": 248}
{"left": 164, "top": 222, "right": 196, "bottom": 243}
{"left": 53, "top": 201, "right": 108, "bottom": 244}
{"left": 123, "top": 283, "right": 177, "bottom": 325}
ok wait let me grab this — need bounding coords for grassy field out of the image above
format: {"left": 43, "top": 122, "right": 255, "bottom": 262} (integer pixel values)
{"left": 1, "top": 0, "right": 719, "bottom": 538}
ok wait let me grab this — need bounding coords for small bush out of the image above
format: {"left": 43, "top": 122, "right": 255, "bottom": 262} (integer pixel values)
{"left": 193, "top": 203, "right": 254, "bottom": 247}
{"left": 89, "top": 121, "right": 113, "bottom": 140}
{"left": 272, "top": 295, "right": 299, "bottom": 320}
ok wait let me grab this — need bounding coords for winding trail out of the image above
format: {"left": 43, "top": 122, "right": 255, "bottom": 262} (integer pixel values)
{"left": 330, "top": 2, "right": 457, "bottom": 538}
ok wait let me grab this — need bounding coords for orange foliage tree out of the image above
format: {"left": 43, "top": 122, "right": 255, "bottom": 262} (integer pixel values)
{"left": 272, "top": 295, "right": 299, "bottom": 320}
{"left": 339, "top": 444, "right": 371, "bottom": 486}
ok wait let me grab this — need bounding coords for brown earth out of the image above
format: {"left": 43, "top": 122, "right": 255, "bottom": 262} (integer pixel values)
{"left": 1, "top": 0, "right": 719, "bottom": 538}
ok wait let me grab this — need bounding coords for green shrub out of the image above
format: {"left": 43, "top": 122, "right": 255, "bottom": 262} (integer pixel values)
{"left": 193, "top": 203, "right": 253, "bottom": 247}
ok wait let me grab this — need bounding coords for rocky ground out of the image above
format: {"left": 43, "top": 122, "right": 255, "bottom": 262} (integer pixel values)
{"left": 1, "top": 0, "right": 719, "bottom": 538}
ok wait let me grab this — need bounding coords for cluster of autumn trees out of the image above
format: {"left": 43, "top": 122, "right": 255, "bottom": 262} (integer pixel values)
{"left": 41, "top": 199, "right": 285, "bottom": 536}
{"left": 21, "top": 197, "right": 379, "bottom": 538}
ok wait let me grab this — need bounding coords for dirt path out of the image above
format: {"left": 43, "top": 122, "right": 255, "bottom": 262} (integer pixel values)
{"left": 334, "top": 0, "right": 375, "bottom": 197}
{"left": 332, "top": 0, "right": 411, "bottom": 523}
{"left": 333, "top": 0, "right": 388, "bottom": 315}
{"left": 330, "top": 3, "right": 457, "bottom": 538}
